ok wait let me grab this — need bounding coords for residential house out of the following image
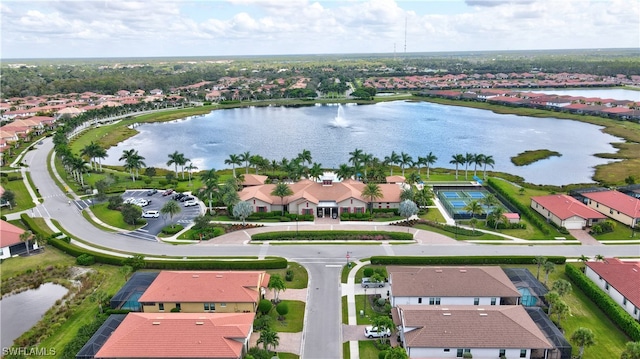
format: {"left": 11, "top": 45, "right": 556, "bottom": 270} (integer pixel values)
{"left": 582, "top": 190, "right": 640, "bottom": 227}
{"left": 585, "top": 258, "right": 640, "bottom": 320}
{"left": 530, "top": 195, "right": 606, "bottom": 229}
{"left": 388, "top": 266, "right": 522, "bottom": 307}
{"left": 0, "top": 219, "right": 33, "bottom": 260}
{"left": 392, "top": 305, "right": 554, "bottom": 359}
{"left": 138, "top": 271, "right": 270, "bottom": 313}
{"left": 92, "top": 312, "right": 254, "bottom": 359}
{"left": 241, "top": 174, "right": 268, "bottom": 188}
{"left": 238, "top": 177, "right": 402, "bottom": 219}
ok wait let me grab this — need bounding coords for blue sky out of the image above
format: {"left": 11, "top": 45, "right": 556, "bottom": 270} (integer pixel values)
{"left": 1, "top": 0, "right": 638, "bottom": 59}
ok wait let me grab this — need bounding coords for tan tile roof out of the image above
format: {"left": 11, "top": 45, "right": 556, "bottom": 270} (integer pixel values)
{"left": 95, "top": 312, "right": 253, "bottom": 358}
{"left": 586, "top": 258, "right": 640, "bottom": 307}
{"left": 138, "top": 271, "right": 267, "bottom": 303}
{"left": 239, "top": 179, "right": 401, "bottom": 205}
{"left": 0, "top": 219, "right": 25, "bottom": 247}
{"left": 398, "top": 305, "right": 552, "bottom": 349}
{"left": 389, "top": 266, "right": 521, "bottom": 298}
{"left": 242, "top": 174, "right": 268, "bottom": 186}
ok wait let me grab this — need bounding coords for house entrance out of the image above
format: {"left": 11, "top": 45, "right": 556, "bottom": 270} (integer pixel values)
{"left": 317, "top": 201, "right": 339, "bottom": 219}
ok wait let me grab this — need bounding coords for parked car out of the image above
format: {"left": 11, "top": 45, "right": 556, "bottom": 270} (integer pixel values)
{"left": 123, "top": 197, "right": 137, "bottom": 204}
{"left": 173, "top": 193, "right": 186, "bottom": 201}
{"left": 180, "top": 196, "right": 194, "bottom": 202}
{"left": 142, "top": 210, "right": 160, "bottom": 218}
{"left": 134, "top": 199, "right": 149, "bottom": 207}
{"left": 162, "top": 189, "right": 174, "bottom": 196}
{"left": 364, "top": 326, "right": 391, "bottom": 339}
{"left": 147, "top": 189, "right": 158, "bottom": 196}
{"left": 184, "top": 200, "right": 198, "bottom": 207}
{"left": 361, "top": 277, "right": 385, "bottom": 288}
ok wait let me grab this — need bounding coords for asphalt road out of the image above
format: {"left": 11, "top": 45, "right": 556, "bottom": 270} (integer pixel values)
{"left": 22, "top": 137, "right": 640, "bottom": 358}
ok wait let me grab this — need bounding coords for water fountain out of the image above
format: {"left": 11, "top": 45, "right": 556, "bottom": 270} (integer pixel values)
{"left": 329, "top": 104, "right": 350, "bottom": 128}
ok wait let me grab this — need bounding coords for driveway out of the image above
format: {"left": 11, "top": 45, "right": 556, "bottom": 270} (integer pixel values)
{"left": 569, "top": 229, "right": 603, "bottom": 246}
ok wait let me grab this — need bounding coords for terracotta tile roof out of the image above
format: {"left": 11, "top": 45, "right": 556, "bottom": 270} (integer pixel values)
{"left": 242, "top": 174, "right": 268, "bottom": 186}
{"left": 138, "top": 271, "right": 268, "bottom": 303}
{"left": 531, "top": 195, "right": 607, "bottom": 220}
{"left": 586, "top": 258, "right": 640, "bottom": 307}
{"left": 239, "top": 179, "right": 401, "bottom": 205}
{"left": 397, "top": 305, "right": 552, "bottom": 349}
{"left": 582, "top": 191, "right": 640, "bottom": 218}
{"left": 388, "top": 266, "right": 521, "bottom": 298}
{"left": 95, "top": 312, "right": 254, "bottom": 358}
{"left": 0, "top": 219, "right": 25, "bottom": 247}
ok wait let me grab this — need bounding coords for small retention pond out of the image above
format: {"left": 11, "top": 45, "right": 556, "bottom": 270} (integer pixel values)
{"left": 0, "top": 283, "right": 68, "bottom": 349}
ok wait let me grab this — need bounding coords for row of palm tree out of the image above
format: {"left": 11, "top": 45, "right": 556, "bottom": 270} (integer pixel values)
{"left": 225, "top": 150, "right": 323, "bottom": 182}
{"left": 80, "top": 142, "right": 108, "bottom": 171}
{"left": 449, "top": 152, "right": 495, "bottom": 180}
{"left": 119, "top": 149, "right": 146, "bottom": 182}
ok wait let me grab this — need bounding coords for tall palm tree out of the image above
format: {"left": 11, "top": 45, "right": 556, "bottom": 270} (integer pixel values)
{"left": 224, "top": 154, "right": 241, "bottom": 177}
{"left": 199, "top": 169, "right": 219, "bottom": 213}
{"left": 19, "top": 230, "right": 33, "bottom": 255}
{"left": 482, "top": 155, "right": 495, "bottom": 179}
{"left": 464, "top": 152, "right": 474, "bottom": 180}
{"left": 398, "top": 152, "right": 413, "bottom": 177}
{"left": 449, "top": 154, "right": 465, "bottom": 180}
{"left": 480, "top": 194, "right": 499, "bottom": 209}
{"left": 160, "top": 200, "right": 182, "bottom": 228}
{"left": 488, "top": 206, "right": 506, "bottom": 230}
{"left": 81, "top": 142, "right": 101, "bottom": 171}
{"left": 71, "top": 155, "right": 89, "bottom": 186}
{"left": 463, "top": 200, "right": 483, "bottom": 219}
{"left": 424, "top": 152, "right": 438, "bottom": 179}
{"left": 240, "top": 151, "right": 251, "bottom": 174}
{"left": 348, "top": 148, "right": 363, "bottom": 168}
{"left": 309, "top": 162, "right": 323, "bottom": 181}
{"left": 177, "top": 154, "right": 189, "bottom": 179}
{"left": 335, "top": 163, "right": 353, "bottom": 181}
{"left": 122, "top": 150, "right": 145, "bottom": 182}
{"left": 271, "top": 183, "right": 293, "bottom": 216}
{"left": 473, "top": 153, "right": 485, "bottom": 177}
{"left": 94, "top": 146, "right": 108, "bottom": 172}
{"left": 384, "top": 151, "right": 400, "bottom": 176}
{"left": 360, "top": 152, "right": 373, "bottom": 180}
{"left": 297, "top": 149, "right": 312, "bottom": 166}
{"left": 361, "top": 182, "right": 383, "bottom": 216}
{"left": 167, "top": 151, "right": 184, "bottom": 178}
{"left": 185, "top": 162, "right": 198, "bottom": 185}
{"left": 415, "top": 156, "right": 426, "bottom": 175}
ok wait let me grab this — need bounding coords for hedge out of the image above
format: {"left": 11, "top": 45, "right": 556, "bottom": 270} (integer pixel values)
{"left": 486, "top": 178, "right": 551, "bottom": 235}
{"left": 252, "top": 230, "right": 413, "bottom": 241}
{"left": 565, "top": 263, "right": 640, "bottom": 341}
{"left": 47, "top": 237, "right": 288, "bottom": 269}
{"left": 20, "top": 213, "right": 49, "bottom": 238}
{"left": 370, "top": 255, "right": 566, "bottom": 265}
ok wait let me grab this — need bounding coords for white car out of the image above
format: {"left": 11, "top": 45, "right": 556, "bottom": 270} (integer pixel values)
{"left": 134, "top": 199, "right": 149, "bottom": 207}
{"left": 123, "top": 197, "right": 137, "bottom": 204}
{"left": 184, "top": 200, "right": 198, "bottom": 207}
{"left": 142, "top": 210, "right": 160, "bottom": 218}
{"left": 364, "top": 326, "right": 391, "bottom": 339}
{"left": 361, "top": 277, "right": 385, "bottom": 288}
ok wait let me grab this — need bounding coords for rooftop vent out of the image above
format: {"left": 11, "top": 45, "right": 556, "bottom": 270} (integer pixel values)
{"left": 152, "top": 322, "right": 161, "bottom": 325}
{"left": 195, "top": 321, "right": 204, "bottom": 325}
{"left": 477, "top": 308, "right": 485, "bottom": 311}
{"left": 192, "top": 274, "right": 199, "bottom": 278}
{"left": 435, "top": 269, "right": 443, "bottom": 273}
{"left": 443, "top": 313, "right": 451, "bottom": 316}
{"left": 216, "top": 274, "right": 223, "bottom": 278}
{"left": 459, "top": 269, "right": 467, "bottom": 273}
{"left": 480, "top": 313, "right": 488, "bottom": 316}
{"left": 441, "top": 308, "right": 449, "bottom": 311}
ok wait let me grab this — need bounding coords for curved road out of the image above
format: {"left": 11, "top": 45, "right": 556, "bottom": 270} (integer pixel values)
{"left": 21, "top": 138, "right": 640, "bottom": 359}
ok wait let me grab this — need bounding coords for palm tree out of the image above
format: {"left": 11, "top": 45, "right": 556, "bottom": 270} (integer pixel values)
{"left": 488, "top": 206, "right": 506, "bottom": 230}
{"left": 482, "top": 155, "right": 495, "bottom": 179}
{"left": 122, "top": 150, "right": 145, "bottom": 182}
{"left": 384, "top": 151, "right": 400, "bottom": 176}
{"left": 185, "top": 162, "right": 198, "bottom": 186}
{"left": 81, "top": 142, "right": 101, "bottom": 171}
{"left": 533, "top": 256, "right": 547, "bottom": 280}
{"left": 94, "top": 146, "right": 108, "bottom": 172}
{"left": 271, "top": 183, "right": 293, "bottom": 216}
{"left": 177, "top": 154, "right": 189, "bottom": 179}
{"left": 257, "top": 328, "right": 280, "bottom": 352}
{"left": 19, "top": 230, "right": 33, "bottom": 255}
{"left": 464, "top": 152, "right": 474, "bottom": 180}
{"left": 348, "top": 148, "right": 363, "bottom": 168}
{"left": 160, "top": 200, "right": 181, "bottom": 228}
{"left": 449, "top": 154, "right": 465, "bottom": 180}
{"left": 399, "top": 152, "right": 413, "bottom": 177}
{"left": 463, "top": 200, "right": 483, "bottom": 219}
{"left": 240, "top": 151, "right": 251, "bottom": 174}
{"left": 309, "top": 162, "right": 323, "bottom": 181}
{"left": 297, "top": 149, "right": 312, "bottom": 166}
{"left": 199, "top": 169, "right": 219, "bottom": 213}
{"left": 424, "top": 152, "right": 438, "bottom": 179}
{"left": 166, "top": 151, "right": 184, "bottom": 178}
{"left": 480, "top": 193, "right": 499, "bottom": 209}
{"left": 361, "top": 182, "right": 383, "bottom": 216}
{"left": 360, "top": 152, "right": 373, "bottom": 180}
{"left": 71, "top": 155, "right": 89, "bottom": 186}
{"left": 335, "top": 163, "right": 353, "bottom": 181}
{"left": 473, "top": 153, "right": 485, "bottom": 177}
{"left": 543, "top": 261, "right": 555, "bottom": 285}
{"left": 224, "top": 154, "right": 241, "bottom": 177}
{"left": 620, "top": 341, "right": 640, "bottom": 359}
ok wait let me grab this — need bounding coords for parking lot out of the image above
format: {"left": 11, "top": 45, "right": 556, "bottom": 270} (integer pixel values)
{"left": 120, "top": 189, "right": 203, "bottom": 241}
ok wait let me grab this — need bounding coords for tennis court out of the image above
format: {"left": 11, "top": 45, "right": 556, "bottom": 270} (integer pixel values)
{"left": 435, "top": 186, "right": 509, "bottom": 219}
{"left": 442, "top": 191, "right": 461, "bottom": 198}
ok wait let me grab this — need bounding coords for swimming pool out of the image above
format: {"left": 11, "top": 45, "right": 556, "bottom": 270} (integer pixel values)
{"left": 518, "top": 287, "right": 538, "bottom": 306}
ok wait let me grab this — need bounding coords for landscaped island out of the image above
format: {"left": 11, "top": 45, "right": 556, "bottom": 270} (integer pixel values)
{"left": 511, "top": 149, "right": 562, "bottom": 166}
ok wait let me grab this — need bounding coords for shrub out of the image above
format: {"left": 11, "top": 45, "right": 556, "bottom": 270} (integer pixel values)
{"left": 107, "top": 195, "right": 123, "bottom": 210}
{"left": 76, "top": 254, "right": 95, "bottom": 266}
{"left": 285, "top": 269, "right": 294, "bottom": 282}
{"left": 275, "top": 302, "right": 289, "bottom": 318}
{"left": 258, "top": 299, "right": 272, "bottom": 315}
{"left": 170, "top": 307, "right": 181, "bottom": 312}
{"left": 252, "top": 230, "right": 413, "bottom": 241}
{"left": 370, "top": 255, "right": 566, "bottom": 266}
{"left": 161, "top": 224, "right": 184, "bottom": 235}
{"left": 363, "top": 268, "right": 374, "bottom": 277}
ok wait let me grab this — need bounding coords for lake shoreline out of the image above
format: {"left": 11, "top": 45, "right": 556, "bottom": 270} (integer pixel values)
{"left": 72, "top": 93, "right": 640, "bottom": 187}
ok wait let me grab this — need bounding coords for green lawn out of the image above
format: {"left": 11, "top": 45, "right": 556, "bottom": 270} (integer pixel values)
{"left": 268, "top": 300, "right": 305, "bottom": 333}
{"left": 276, "top": 353, "right": 299, "bottom": 359}
{"left": 342, "top": 341, "right": 351, "bottom": 359}
{"left": 358, "top": 340, "right": 381, "bottom": 359}
{"left": 0, "top": 246, "right": 75, "bottom": 280}
{"left": 342, "top": 296, "right": 348, "bottom": 324}
{"left": 90, "top": 202, "right": 145, "bottom": 230}
{"left": 592, "top": 221, "right": 637, "bottom": 241}
{"left": 1, "top": 176, "right": 34, "bottom": 214}
{"left": 267, "top": 262, "right": 308, "bottom": 289}
{"left": 420, "top": 208, "right": 445, "bottom": 222}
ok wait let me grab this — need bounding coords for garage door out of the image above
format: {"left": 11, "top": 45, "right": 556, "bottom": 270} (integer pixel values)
{"left": 563, "top": 219, "right": 584, "bottom": 230}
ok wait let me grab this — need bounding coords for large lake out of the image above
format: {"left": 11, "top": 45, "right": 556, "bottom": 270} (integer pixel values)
{"left": 105, "top": 94, "right": 629, "bottom": 185}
